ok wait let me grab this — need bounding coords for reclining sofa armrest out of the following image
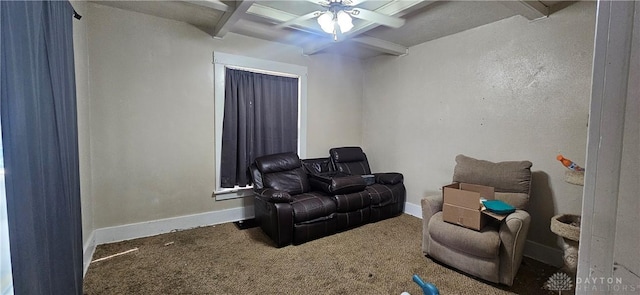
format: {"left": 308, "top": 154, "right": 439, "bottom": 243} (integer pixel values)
{"left": 254, "top": 188, "right": 294, "bottom": 203}
{"left": 253, "top": 194, "right": 294, "bottom": 247}
{"left": 498, "top": 210, "right": 531, "bottom": 286}
{"left": 309, "top": 174, "right": 366, "bottom": 195}
{"left": 374, "top": 172, "right": 404, "bottom": 185}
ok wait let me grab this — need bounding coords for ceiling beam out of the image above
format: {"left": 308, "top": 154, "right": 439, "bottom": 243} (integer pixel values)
{"left": 211, "top": 0, "right": 254, "bottom": 38}
{"left": 183, "top": 0, "right": 230, "bottom": 12}
{"left": 302, "top": 41, "right": 336, "bottom": 56}
{"left": 232, "top": 18, "right": 321, "bottom": 49}
{"left": 301, "top": 35, "right": 407, "bottom": 56}
{"left": 246, "top": 3, "right": 325, "bottom": 37}
{"left": 247, "top": 3, "right": 298, "bottom": 23}
{"left": 351, "top": 36, "right": 408, "bottom": 56}
{"left": 500, "top": 1, "right": 549, "bottom": 21}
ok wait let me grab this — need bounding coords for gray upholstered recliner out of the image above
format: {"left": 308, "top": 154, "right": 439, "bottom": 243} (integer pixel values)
{"left": 421, "top": 155, "right": 533, "bottom": 286}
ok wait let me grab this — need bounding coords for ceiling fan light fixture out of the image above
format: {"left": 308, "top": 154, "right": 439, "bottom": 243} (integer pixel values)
{"left": 317, "top": 8, "right": 353, "bottom": 37}
{"left": 336, "top": 10, "right": 353, "bottom": 33}
{"left": 317, "top": 11, "right": 335, "bottom": 33}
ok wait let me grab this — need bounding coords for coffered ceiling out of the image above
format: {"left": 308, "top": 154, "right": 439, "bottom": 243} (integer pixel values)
{"left": 91, "top": 0, "right": 569, "bottom": 58}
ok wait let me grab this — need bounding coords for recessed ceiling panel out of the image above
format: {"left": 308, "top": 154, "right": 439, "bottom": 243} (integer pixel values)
{"left": 364, "top": 1, "right": 518, "bottom": 47}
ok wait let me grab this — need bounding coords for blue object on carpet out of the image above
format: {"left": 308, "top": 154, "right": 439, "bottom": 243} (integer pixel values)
{"left": 412, "top": 274, "right": 439, "bottom": 295}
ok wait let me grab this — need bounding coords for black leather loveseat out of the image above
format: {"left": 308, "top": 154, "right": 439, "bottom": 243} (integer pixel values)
{"left": 249, "top": 147, "right": 406, "bottom": 247}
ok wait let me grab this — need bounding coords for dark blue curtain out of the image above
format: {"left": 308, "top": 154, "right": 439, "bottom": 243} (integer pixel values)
{"left": 220, "top": 69, "right": 298, "bottom": 188}
{"left": 1, "top": 1, "right": 83, "bottom": 294}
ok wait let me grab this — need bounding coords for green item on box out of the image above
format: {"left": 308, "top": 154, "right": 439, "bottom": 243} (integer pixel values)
{"left": 482, "top": 200, "right": 515, "bottom": 215}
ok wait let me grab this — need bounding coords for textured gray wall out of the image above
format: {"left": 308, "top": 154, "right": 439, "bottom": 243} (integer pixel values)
{"left": 362, "top": 2, "right": 596, "bottom": 262}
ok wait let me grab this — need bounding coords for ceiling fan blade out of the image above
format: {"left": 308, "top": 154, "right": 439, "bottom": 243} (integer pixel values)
{"left": 275, "top": 11, "right": 323, "bottom": 29}
{"left": 349, "top": 8, "right": 405, "bottom": 28}
{"left": 303, "top": 0, "right": 330, "bottom": 7}
{"left": 344, "top": 0, "right": 367, "bottom": 6}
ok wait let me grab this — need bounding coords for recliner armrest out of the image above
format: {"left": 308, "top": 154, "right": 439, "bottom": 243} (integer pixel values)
{"left": 374, "top": 172, "right": 403, "bottom": 185}
{"left": 254, "top": 188, "right": 294, "bottom": 203}
{"left": 498, "top": 210, "right": 531, "bottom": 286}
{"left": 421, "top": 195, "right": 443, "bottom": 222}
{"left": 421, "top": 194, "right": 443, "bottom": 254}
{"left": 499, "top": 210, "right": 530, "bottom": 241}
{"left": 309, "top": 174, "right": 366, "bottom": 195}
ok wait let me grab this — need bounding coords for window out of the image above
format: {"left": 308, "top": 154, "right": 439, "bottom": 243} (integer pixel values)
{"left": 219, "top": 68, "right": 298, "bottom": 188}
{"left": 213, "top": 52, "right": 307, "bottom": 200}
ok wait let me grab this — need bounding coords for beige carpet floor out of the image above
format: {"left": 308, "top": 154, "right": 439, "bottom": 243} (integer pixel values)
{"left": 83, "top": 214, "right": 559, "bottom": 294}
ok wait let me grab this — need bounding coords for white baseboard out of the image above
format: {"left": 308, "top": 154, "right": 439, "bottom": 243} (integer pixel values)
{"left": 523, "top": 239, "right": 564, "bottom": 268}
{"left": 94, "top": 206, "right": 255, "bottom": 245}
{"left": 404, "top": 201, "right": 422, "bottom": 218}
{"left": 84, "top": 206, "right": 255, "bottom": 269}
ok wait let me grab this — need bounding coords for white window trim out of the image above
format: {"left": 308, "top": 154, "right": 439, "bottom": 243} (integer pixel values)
{"left": 212, "top": 52, "right": 307, "bottom": 200}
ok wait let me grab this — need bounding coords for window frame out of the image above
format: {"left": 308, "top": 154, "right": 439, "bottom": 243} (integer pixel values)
{"left": 212, "top": 52, "right": 307, "bottom": 200}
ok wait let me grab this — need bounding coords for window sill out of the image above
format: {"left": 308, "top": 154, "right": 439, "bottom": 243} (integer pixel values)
{"left": 213, "top": 186, "right": 254, "bottom": 201}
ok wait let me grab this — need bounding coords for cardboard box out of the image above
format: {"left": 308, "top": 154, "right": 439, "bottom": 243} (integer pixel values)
{"left": 442, "top": 182, "right": 507, "bottom": 230}
{"left": 443, "top": 183, "right": 494, "bottom": 209}
{"left": 443, "top": 203, "right": 486, "bottom": 230}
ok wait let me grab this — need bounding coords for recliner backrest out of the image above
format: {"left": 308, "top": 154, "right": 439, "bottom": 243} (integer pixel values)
{"left": 253, "top": 152, "right": 310, "bottom": 195}
{"left": 329, "top": 147, "right": 372, "bottom": 175}
{"left": 249, "top": 163, "right": 263, "bottom": 189}
{"left": 452, "top": 154, "right": 533, "bottom": 209}
{"left": 301, "top": 157, "right": 333, "bottom": 176}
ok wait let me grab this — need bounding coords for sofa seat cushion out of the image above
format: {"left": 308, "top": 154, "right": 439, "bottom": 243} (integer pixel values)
{"left": 291, "top": 192, "right": 336, "bottom": 223}
{"left": 366, "top": 183, "right": 402, "bottom": 207}
{"left": 428, "top": 212, "right": 500, "bottom": 259}
{"left": 332, "top": 190, "right": 371, "bottom": 212}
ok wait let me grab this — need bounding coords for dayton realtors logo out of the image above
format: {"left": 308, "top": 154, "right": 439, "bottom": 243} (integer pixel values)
{"left": 545, "top": 272, "right": 640, "bottom": 294}
{"left": 544, "top": 272, "right": 573, "bottom": 294}
{"left": 575, "top": 276, "right": 638, "bottom": 293}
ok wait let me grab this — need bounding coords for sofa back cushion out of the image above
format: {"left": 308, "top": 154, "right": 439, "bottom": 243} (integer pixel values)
{"left": 254, "top": 152, "right": 309, "bottom": 195}
{"left": 329, "top": 147, "right": 372, "bottom": 175}
{"left": 301, "top": 157, "right": 333, "bottom": 175}
{"left": 452, "top": 154, "right": 532, "bottom": 209}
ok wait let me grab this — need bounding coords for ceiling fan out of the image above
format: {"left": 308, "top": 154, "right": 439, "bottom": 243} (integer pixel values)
{"left": 276, "top": 0, "right": 406, "bottom": 41}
